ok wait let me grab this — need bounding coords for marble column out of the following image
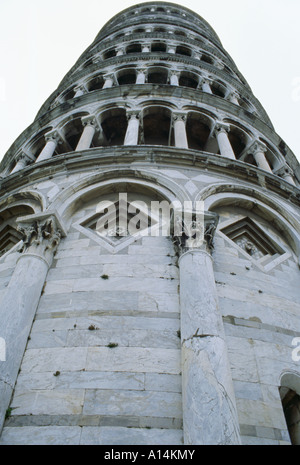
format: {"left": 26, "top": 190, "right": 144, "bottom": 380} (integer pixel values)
{"left": 11, "top": 153, "right": 32, "bottom": 174}
{"left": 275, "top": 164, "right": 296, "bottom": 185}
{"left": 136, "top": 69, "right": 147, "bottom": 84}
{"left": 0, "top": 213, "right": 65, "bottom": 433}
{"left": 142, "top": 43, "right": 151, "bottom": 53}
{"left": 251, "top": 142, "right": 272, "bottom": 173}
{"left": 227, "top": 91, "right": 240, "bottom": 106}
{"left": 170, "top": 71, "right": 180, "bottom": 86}
{"left": 173, "top": 212, "right": 241, "bottom": 445}
{"left": 201, "top": 79, "right": 213, "bottom": 94}
{"left": 167, "top": 45, "right": 176, "bottom": 54}
{"left": 74, "top": 85, "right": 87, "bottom": 98}
{"left": 215, "top": 123, "right": 236, "bottom": 160}
{"left": 103, "top": 74, "right": 115, "bottom": 88}
{"left": 75, "top": 116, "right": 98, "bottom": 151}
{"left": 124, "top": 111, "right": 140, "bottom": 145}
{"left": 36, "top": 131, "right": 61, "bottom": 162}
{"left": 173, "top": 112, "right": 188, "bottom": 149}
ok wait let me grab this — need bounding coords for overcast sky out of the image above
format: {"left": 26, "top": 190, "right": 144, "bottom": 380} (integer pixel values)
{"left": 0, "top": 0, "right": 299, "bottom": 163}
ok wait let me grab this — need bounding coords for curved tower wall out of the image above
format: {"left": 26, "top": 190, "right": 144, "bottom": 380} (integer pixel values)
{"left": 0, "top": 2, "right": 300, "bottom": 445}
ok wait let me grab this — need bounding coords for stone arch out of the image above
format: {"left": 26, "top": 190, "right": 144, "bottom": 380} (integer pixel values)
{"left": 0, "top": 192, "right": 45, "bottom": 257}
{"left": 86, "top": 74, "right": 105, "bottom": 92}
{"left": 176, "top": 44, "right": 192, "bottom": 57}
{"left": 178, "top": 71, "right": 199, "bottom": 89}
{"left": 54, "top": 168, "right": 190, "bottom": 228}
{"left": 97, "top": 107, "right": 128, "bottom": 146}
{"left": 141, "top": 106, "right": 172, "bottom": 146}
{"left": 186, "top": 111, "right": 213, "bottom": 151}
{"left": 59, "top": 111, "right": 90, "bottom": 152}
{"left": 147, "top": 66, "right": 169, "bottom": 84}
{"left": 151, "top": 41, "right": 167, "bottom": 52}
{"left": 25, "top": 126, "right": 53, "bottom": 159}
{"left": 126, "top": 43, "right": 142, "bottom": 54}
{"left": 279, "top": 371, "right": 300, "bottom": 445}
{"left": 117, "top": 67, "right": 137, "bottom": 85}
{"left": 200, "top": 185, "right": 300, "bottom": 258}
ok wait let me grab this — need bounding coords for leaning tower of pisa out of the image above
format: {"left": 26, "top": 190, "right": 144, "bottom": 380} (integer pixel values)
{"left": 0, "top": 2, "right": 300, "bottom": 446}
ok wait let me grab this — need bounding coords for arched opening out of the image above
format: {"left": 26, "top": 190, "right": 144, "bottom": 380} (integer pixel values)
{"left": 179, "top": 72, "right": 199, "bottom": 89}
{"left": 87, "top": 75, "right": 105, "bottom": 92}
{"left": 147, "top": 67, "right": 168, "bottom": 84}
{"left": 0, "top": 204, "right": 35, "bottom": 257}
{"left": 61, "top": 113, "right": 89, "bottom": 152}
{"left": 27, "top": 127, "right": 53, "bottom": 159}
{"left": 151, "top": 42, "right": 167, "bottom": 52}
{"left": 61, "top": 86, "right": 76, "bottom": 101}
{"left": 117, "top": 69, "right": 137, "bottom": 85}
{"left": 186, "top": 112, "right": 211, "bottom": 150}
{"left": 100, "top": 108, "right": 128, "bottom": 146}
{"left": 176, "top": 45, "right": 192, "bottom": 57}
{"left": 228, "top": 126, "right": 247, "bottom": 159}
{"left": 201, "top": 54, "right": 214, "bottom": 65}
{"left": 103, "top": 49, "right": 116, "bottom": 59}
{"left": 142, "top": 107, "right": 172, "bottom": 146}
{"left": 126, "top": 43, "right": 142, "bottom": 54}
{"left": 280, "top": 373, "right": 300, "bottom": 445}
{"left": 211, "top": 82, "right": 226, "bottom": 98}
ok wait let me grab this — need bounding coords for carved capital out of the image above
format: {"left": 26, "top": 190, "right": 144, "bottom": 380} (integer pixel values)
{"left": 44, "top": 130, "right": 62, "bottom": 145}
{"left": 214, "top": 122, "right": 230, "bottom": 136}
{"left": 172, "top": 112, "right": 187, "bottom": 124}
{"left": 172, "top": 210, "right": 219, "bottom": 255}
{"left": 17, "top": 212, "right": 66, "bottom": 265}
{"left": 274, "top": 163, "right": 294, "bottom": 178}
{"left": 126, "top": 110, "right": 140, "bottom": 121}
{"left": 15, "top": 152, "right": 32, "bottom": 164}
{"left": 81, "top": 115, "right": 98, "bottom": 128}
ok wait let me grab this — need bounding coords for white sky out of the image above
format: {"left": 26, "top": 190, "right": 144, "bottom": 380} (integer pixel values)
{"left": 0, "top": 0, "right": 299, "bottom": 163}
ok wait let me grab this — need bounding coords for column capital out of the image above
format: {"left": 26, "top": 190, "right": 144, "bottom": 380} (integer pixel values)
{"left": 126, "top": 110, "right": 141, "bottom": 120}
{"left": 15, "top": 152, "right": 33, "bottom": 164}
{"left": 172, "top": 111, "right": 187, "bottom": 123}
{"left": 137, "top": 67, "right": 147, "bottom": 75}
{"left": 103, "top": 73, "right": 116, "bottom": 83}
{"left": 169, "top": 69, "right": 180, "bottom": 76}
{"left": 214, "top": 122, "right": 230, "bottom": 135}
{"left": 173, "top": 210, "right": 219, "bottom": 256}
{"left": 44, "top": 130, "right": 62, "bottom": 144}
{"left": 17, "top": 212, "right": 66, "bottom": 265}
{"left": 74, "top": 84, "right": 88, "bottom": 94}
{"left": 81, "top": 115, "right": 98, "bottom": 128}
{"left": 248, "top": 140, "right": 267, "bottom": 155}
{"left": 274, "top": 163, "right": 294, "bottom": 179}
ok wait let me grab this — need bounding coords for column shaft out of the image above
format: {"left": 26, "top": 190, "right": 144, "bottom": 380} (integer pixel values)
{"left": 75, "top": 122, "right": 96, "bottom": 151}
{"left": 179, "top": 248, "right": 241, "bottom": 445}
{"left": 253, "top": 150, "right": 272, "bottom": 172}
{"left": 124, "top": 114, "right": 140, "bottom": 145}
{"left": 36, "top": 136, "right": 58, "bottom": 162}
{"left": 216, "top": 128, "right": 236, "bottom": 159}
{"left": 173, "top": 116, "right": 188, "bottom": 149}
{"left": 170, "top": 73, "right": 179, "bottom": 86}
{"left": 0, "top": 215, "right": 62, "bottom": 433}
{"left": 136, "top": 71, "right": 146, "bottom": 84}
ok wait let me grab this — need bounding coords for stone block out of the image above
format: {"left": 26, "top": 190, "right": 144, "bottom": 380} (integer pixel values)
{"left": 86, "top": 347, "right": 181, "bottom": 374}
{"left": 80, "top": 426, "right": 183, "bottom": 445}
{"left": 0, "top": 426, "right": 81, "bottom": 445}
{"left": 83, "top": 389, "right": 182, "bottom": 418}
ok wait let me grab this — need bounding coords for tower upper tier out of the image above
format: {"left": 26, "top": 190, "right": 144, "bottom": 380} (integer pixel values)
{"left": 0, "top": 2, "right": 299, "bottom": 190}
